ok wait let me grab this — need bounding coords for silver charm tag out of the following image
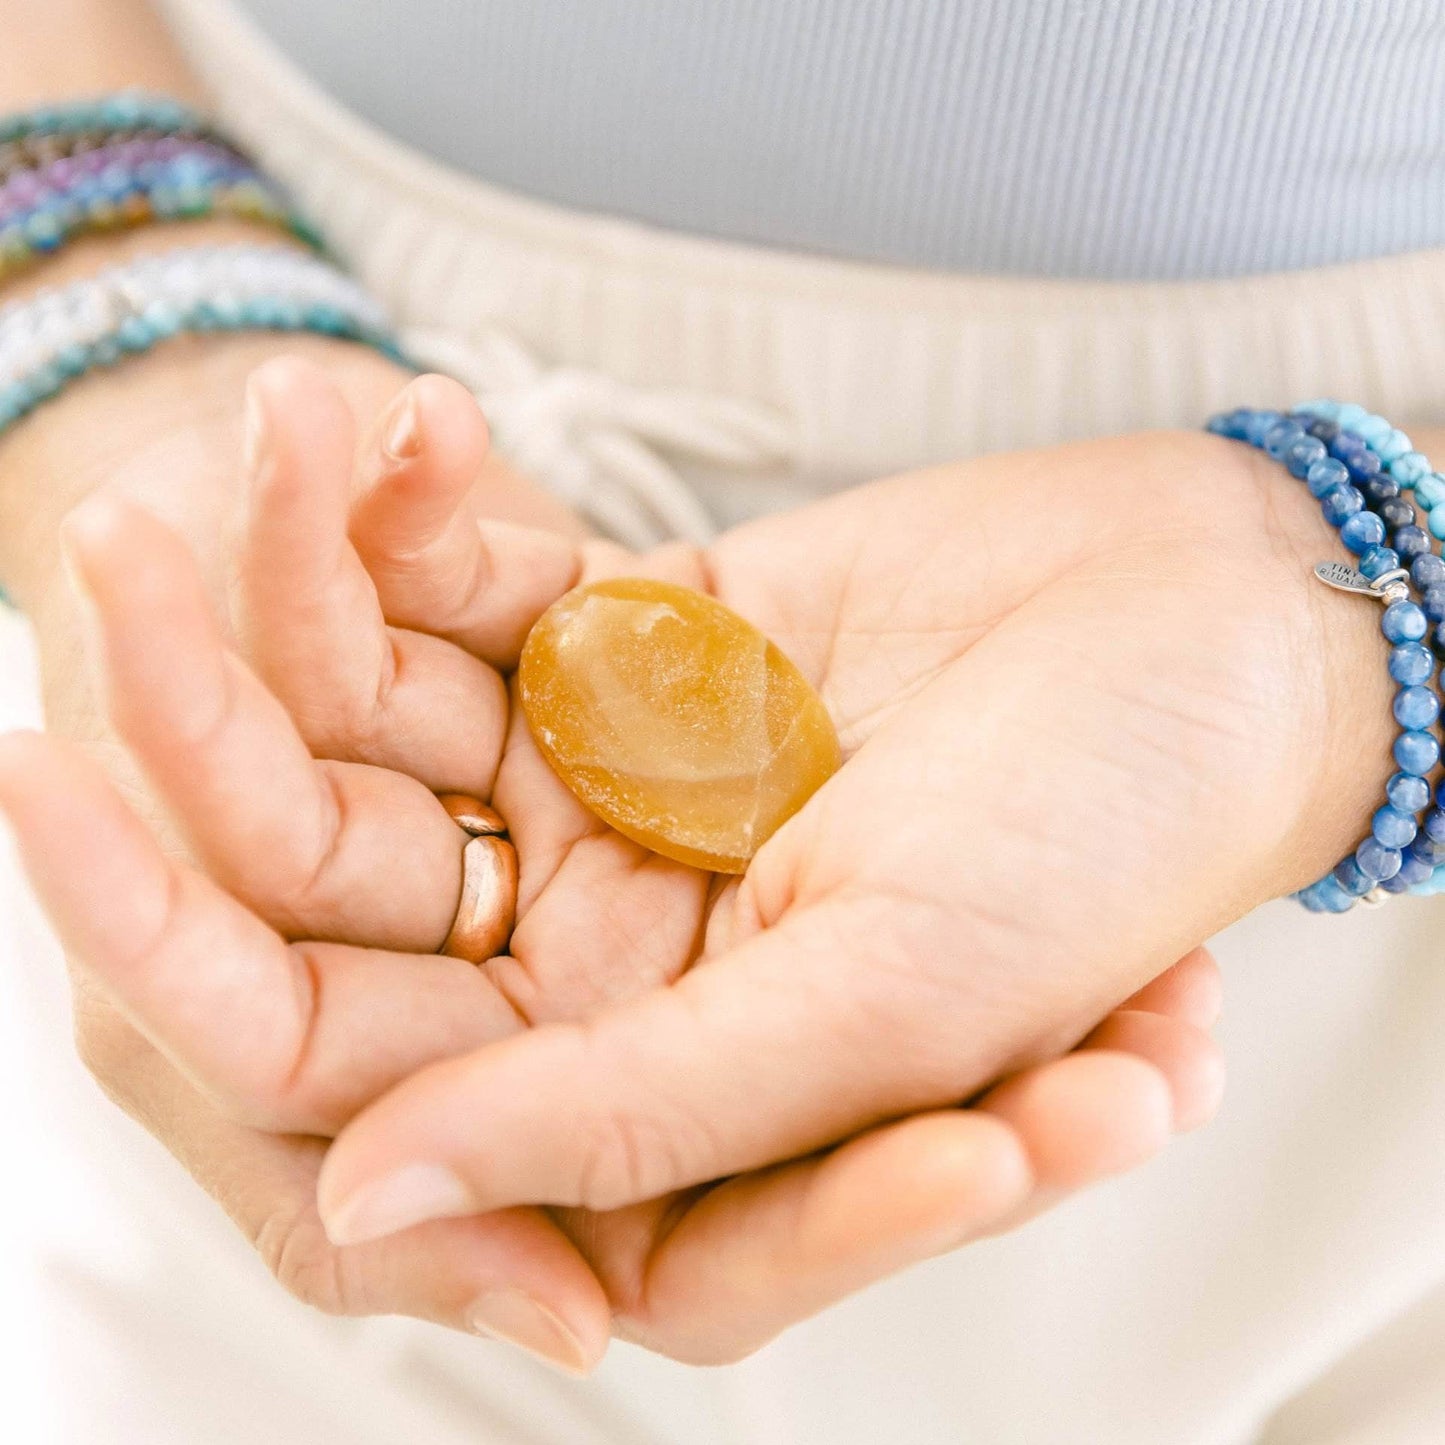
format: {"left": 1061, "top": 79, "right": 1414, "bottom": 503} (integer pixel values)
{"left": 1314, "top": 560, "right": 1375, "bottom": 595}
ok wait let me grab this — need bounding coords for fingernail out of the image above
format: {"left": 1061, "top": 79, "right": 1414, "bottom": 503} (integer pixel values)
{"left": 466, "top": 1289, "right": 593, "bottom": 1376}
{"left": 242, "top": 377, "right": 269, "bottom": 477}
{"left": 381, "top": 390, "right": 421, "bottom": 462}
{"left": 322, "top": 1163, "right": 474, "bottom": 1246}
{"left": 57, "top": 496, "right": 120, "bottom": 603}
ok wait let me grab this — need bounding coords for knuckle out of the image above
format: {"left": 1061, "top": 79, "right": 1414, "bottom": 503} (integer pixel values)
{"left": 572, "top": 1091, "right": 714, "bottom": 1213}
{"left": 253, "top": 1207, "right": 356, "bottom": 1317}
{"left": 574, "top": 1105, "right": 663, "bottom": 1211}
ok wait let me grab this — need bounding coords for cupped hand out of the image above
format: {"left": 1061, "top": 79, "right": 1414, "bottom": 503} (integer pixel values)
{"left": 308, "top": 373, "right": 1399, "bottom": 1257}
{"left": 0, "top": 360, "right": 1224, "bottom": 1370}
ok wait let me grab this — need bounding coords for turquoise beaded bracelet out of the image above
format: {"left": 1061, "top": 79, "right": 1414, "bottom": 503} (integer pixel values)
{"left": 0, "top": 92, "right": 220, "bottom": 148}
{"left": 1208, "top": 402, "right": 1445, "bottom": 911}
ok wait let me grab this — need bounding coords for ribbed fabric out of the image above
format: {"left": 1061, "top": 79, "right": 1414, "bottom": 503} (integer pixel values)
{"left": 158, "top": 0, "right": 1445, "bottom": 518}
{"left": 228, "top": 0, "right": 1445, "bottom": 281}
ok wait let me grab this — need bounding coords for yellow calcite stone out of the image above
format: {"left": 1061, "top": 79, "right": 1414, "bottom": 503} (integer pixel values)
{"left": 518, "top": 578, "right": 841, "bottom": 872}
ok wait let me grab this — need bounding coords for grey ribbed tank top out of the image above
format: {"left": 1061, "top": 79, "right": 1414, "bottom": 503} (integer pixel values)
{"left": 235, "top": 0, "right": 1445, "bottom": 281}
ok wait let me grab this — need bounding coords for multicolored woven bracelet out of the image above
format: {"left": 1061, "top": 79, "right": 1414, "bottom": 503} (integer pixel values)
{"left": 0, "top": 136, "right": 320, "bottom": 279}
{"left": 1208, "top": 401, "right": 1445, "bottom": 911}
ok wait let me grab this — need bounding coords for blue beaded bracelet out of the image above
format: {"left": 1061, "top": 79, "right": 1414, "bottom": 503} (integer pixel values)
{"left": 1208, "top": 402, "right": 1445, "bottom": 911}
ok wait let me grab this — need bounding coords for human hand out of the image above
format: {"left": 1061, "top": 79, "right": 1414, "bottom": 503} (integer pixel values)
{"left": 307, "top": 393, "right": 1401, "bottom": 1278}
{"left": 0, "top": 361, "right": 1225, "bottom": 1369}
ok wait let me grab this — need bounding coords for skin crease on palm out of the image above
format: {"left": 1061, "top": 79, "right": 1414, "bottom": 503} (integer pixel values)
{"left": 11, "top": 349, "right": 1410, "bottom": 1372}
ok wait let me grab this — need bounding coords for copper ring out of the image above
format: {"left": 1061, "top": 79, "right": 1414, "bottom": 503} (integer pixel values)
{"left": 437, "top": 793, "right": 518, "bottom": 964}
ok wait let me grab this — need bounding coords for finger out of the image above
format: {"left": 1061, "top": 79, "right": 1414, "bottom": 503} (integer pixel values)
{"left": 634, "top": 1033, "right": 1188, "bottom": 1362}
{"left": 315, "top": 887, "right": 1184, "bottom": 1243}
{"left": 233, "top": 358, "right": 507, "bottom": 794}
{"left": 975, "top": 1051, "right": 1174, "bottom": 1192}
{"left": 1081, "top": 1010, "right": 1226, "bottom": 1132}
{"left": 625, "top": 1111, "right": 1032, "bottom": 1364}
{"left": 0, "top": 731, "right": 529, "bottom": 1134}
{"left": 321, "top": 894, "right": 1029, "bottom": 1234}
{"left": 1121, "top": 945, "right": 1223, "bottom": 1028}
{"left": 348, "top": 373, "right": 585, "bottom": 668}
{"left": 63, "top": 493, "right": 468, "bottom": 951}
{"left": 75, "top": 1004, "right": 606, "bottom": 1371}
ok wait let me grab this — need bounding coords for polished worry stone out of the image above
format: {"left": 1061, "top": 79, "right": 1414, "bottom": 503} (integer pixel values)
{"left": 518, "top": 578, "right": 841, "bottom": 872}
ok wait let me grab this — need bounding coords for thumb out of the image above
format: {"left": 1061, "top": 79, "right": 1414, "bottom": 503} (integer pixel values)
{"left": 317, "top": 894, "right": 988, "bottom": 1244}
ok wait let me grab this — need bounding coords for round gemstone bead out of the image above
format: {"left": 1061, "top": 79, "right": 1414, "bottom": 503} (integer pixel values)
{"left": 1356, "top": 837, "right": 1404, "bottom": 882}
{"left": 1332, "top": 856, "right": 1375, "bottom": 896}
{"left": 1243, "top": 410, "right": 1282, "bottom": 446}
{"left": 1315, "top": 876, "right": 1357, "bottom": 912}
{"left": 1424, "top": 808, "right": 1445, "bottom": 844}
{"left": 1412, "top": 554, "right": 1445, "bottom": 590}
{"left": 1430, "top": 507, "right": 1445, "bottom": 541}
{"left": 1383, "top": 600, "right": 1428, "bottom": 643}
{"left": 1416, "top": 474, "right": 1445, "bottom": 509}
{"left": 1285, "top": 435, "right": 1327, "bottom": 478}
{"left": 1264, "top": 420, "right": 1305, "bottom": 460}
{"left": 1378, "top": 498, "right": 1418, "bottom": 532}
{"left": 1394, "top": 525, "right": 1432, "bottom": 561}
{"left": 1394, "top": 728, "right": 1441, "bottom": 775}
{"left": 1424, "top": 586, "right": 1445, "bottom": 623}
{"left": 1359, "top": 415, "right": 1392, "bottom": 447}
{"left": 1361, "top": 475, "right": 1401, "bottom": 506}
{"left": 1372, "top": 805, "right": 1418, "bottom": 849}
{"left": 1345, "top": 449, "right": 1383, "bottom": 484}
{"left": 1306, "top": 457, "right": 1350, "bottom": 498}
{"left": 1340, "top": 510, "right": 1386, "bottom": 553}
{"left": 1394, "top": 851, "right": 1435, "bottom": 887}
{"left": 1321, "top": 485, "right": 1365, "bottom": 525}
{"left": 1394, "top": 685, "right": 1441, "bottom": 729}
{"left": 1360, "top": 545, "right": 1402, "bottom": 581}
{"left": 1387, "top": 771, "right": 1432, "bottom": 813}
{"left": 1389, "top": 642, "right": 1434, "bottom": 686}
{"left": 1390, "top": 452, "right": 1432, "bottom": 484}
{"left": 1377, "top": 429, "right": 1413, "bottom": 464}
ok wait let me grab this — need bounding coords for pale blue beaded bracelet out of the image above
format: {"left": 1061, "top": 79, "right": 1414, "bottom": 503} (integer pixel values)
{"left": 1208, "top": 402, "right": 1445, "bottom": 912}
{"left": 0, "top": 243, "right": 408, "bottom": 608}
{"left": 0, "top": 243, "right": 404, "bottom": 431}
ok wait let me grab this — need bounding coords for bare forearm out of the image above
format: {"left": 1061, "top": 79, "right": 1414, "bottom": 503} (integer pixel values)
{"left": 0, "top": 0, "right": 204, "bottom": 106}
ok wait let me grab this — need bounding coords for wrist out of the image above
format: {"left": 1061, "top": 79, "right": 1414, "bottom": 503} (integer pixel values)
{"left": 1223, "top": 430, "right": 1427, "bottom": 897}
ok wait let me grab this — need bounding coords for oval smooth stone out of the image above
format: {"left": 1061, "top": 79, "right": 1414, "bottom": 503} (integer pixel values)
{"left": 518, "top": 578, "right": 841, "bottom": 873}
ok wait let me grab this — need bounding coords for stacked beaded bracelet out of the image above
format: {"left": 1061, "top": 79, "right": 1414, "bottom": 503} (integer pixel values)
{"left": 0, "top": 137, "right": 320, "bottom": 280}
{"left": 0, "top": 242, "right": 403, "bottom": 435}
{"left": 1208, "top": 402, "right": 1445, "bottom": 911}
{"left": 0, "top": 93, "right": 320, "bottom": 276}
{"left": 0, "top": 93, "right": 223, "bottom": 150}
